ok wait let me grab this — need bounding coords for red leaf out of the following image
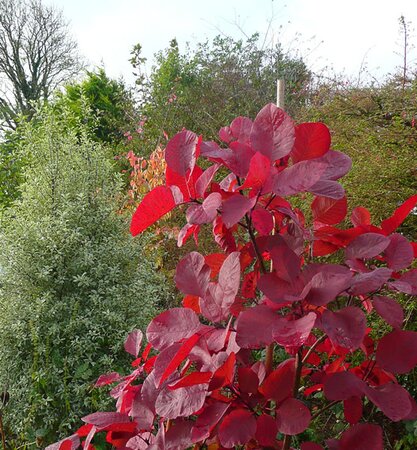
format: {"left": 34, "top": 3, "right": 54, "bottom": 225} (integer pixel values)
{"left": 273, "top": 312, "right": 316, "bottom": 348}
{"left": 130, "top": 186, "right": 180, "bottom": 236}
{"left": 218, "top": 409, "right": 257, "bottom": 448}
{"left": 169, "top": 372, "right": 212, "bottom": 389}
{"left": 209, "top": 352, "right": 236, "bottom": 390}
{"left": 200, "top": 252, "right": 241, "bottom": 322}
{"left": 301, "top": 443, "right": 324, "bottom": 450}
{"left": 186, "top": 192, "right": 222, "bottom": 224}
{"left": 312, "top": 196, "right": 347, "bottom": 225}
{"left": 313, "top": 239, "right": 339, "bottom": 257}
{"left": 344, "top": 396, "right": 363, "bottom": 424}
{"left": 257, "top": 272, "right": 298, "bottom": 303}
{"left": 349, "top": 268, "right": 392, "bottom": 295}
{"left": 142, "top": 343, "right": 152, "bottom": 361}
{"left": 225, "top": 141, "right": 255, "bottom": 177}
{"left": 76, "top": 424, "right": 94, "bottom": 438}
{"left": 164, "top": 419, "right": 194, "bottom": 450}
{"left": 389, "top": 269, "right": 417, "bottom": 295}
{"left": 95, "top": 372, "right": 121, "bottom": 387}
{"left": 155, "top": 384, "right": 207, "bottom": 419}
{"left": 124, "top": 329, "right": 143, "bottom": 358}
{"left": 146, "top": 308, "right": 203, "bottom": 351}
{"left": 175, "top": 252, "right": 210, "bottom": 297}
{"left": 291, "top": 122, "right": 331, "bottom": 163}
{"left": 82, "top": 412, "right": 130, "bottom": 429}
{"left": 321, "top": 307, "right": 366, "bottom": 351}
{"left": 373, "top": 296, "right": 404, "bottom": 329}
{"left": 255, "top": 414, "right": 278, "bottom": 447}
{"left": 159, "top": 333, "right": 202, "bottom": 386}
{"left": 153, "top": 344, "right": 181, "bottom": 387}
{"left": 165, "top": 165, "right": 202, "bottom": 201}
{"left": 230, "top": 116, "right": 253, "bottom": 144}
{"left": 236, "top": 305, "right": 277, "bottom": 349}
{"left": 192, "top": 401, "right": 230, "bottom": 442}
{"left": 269, "top": 238, "right": 301, "bottom": 283}
{"left": 314, "top": 150, "right": 352, "bottom": 181}
{"left": 272, "top": 159, "right": 327, "bottom": 197}
{"left": 365, "top": 383, "right": 413, "bottom": 421}
{"left": 221, "top": 194, "right": 256, "bottom": 228}
{"left": 241, "top": 270, "right": 259, "bottom": 298}
{"left": 177, "top": 223, "right": 200, "bottom": 247}
{"left": 219, "top": 126, "right": 233, "bottom": 143}
{"left": 239, "top": 152, "right": 271, "bottom": 191}
{"left": 250, "top": 103, "right": 295, "bottom": 161}
{"left": 324, "top": 371, "right": 366, "bottom": 401}
{"left": 251, "top": 208, "right": 274, "bottom": 235}
{"left": 213, "top": 216, "right": 237, "bottom": 252}
{"left": 384, "top": 233, "right": 414, "bottom": 270}
{"left": 218, "top": 251, "right": 241, "bottom": 303}
{"left": 351, "top": 207, "right": 371, "bottom": 226}
{"left": 381, "top": 194, "right": 417, "bottom": 234}
{"left": 304, "top": 266, "right": 353, "bottom": 306}
{"left": 376, "top": 329, "right": 417, "bottom": 374}
{"left": 182, "top": 295, "right": 200, "bottom": 313}
{"left": 46, "top": 435, "right": 81, "bottom": 450}
{"left": 195, "top": 164, "right": 220, "bottom": 198}
{"left": 276, "top": 398, "right": 311, "bottom": 435}
{"left": 345, "top": 233, "right": 390, "bottom": 260}
{"left": 130, "top": 397, "right": 154, "bottom": 429}
{"left": 238, "top": 367, "right": 259, "bottom": 394}
{"left": 165, "top": 130, "right": 199, "bottom": 176}
{"left": 309, "top": 180, "right": 345, "bottom": 200}
{"left": 339, "top": 423, "right": 383, "bottom": 450}
{"left": 204, "top": 253, "right": 227, "bottom": 279}
{"left": 259, "top": 359, "right": 295, "bottom": 403}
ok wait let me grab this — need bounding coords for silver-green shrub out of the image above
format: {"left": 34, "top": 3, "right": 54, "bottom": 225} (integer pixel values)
{"left": 0, "top": 106, "right": 172, "bottom": 446}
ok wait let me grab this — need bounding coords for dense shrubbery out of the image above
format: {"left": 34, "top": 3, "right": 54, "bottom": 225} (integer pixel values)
{"left": 0, "top": 106, "right": 173, "bottom": 446}
{"left": 51, "top": 104, "right": 417, "bottom": 450}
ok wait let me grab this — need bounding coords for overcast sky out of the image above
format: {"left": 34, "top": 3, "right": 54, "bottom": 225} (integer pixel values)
{"left": 45, "top": 0, "right": 417, "bottom": 86}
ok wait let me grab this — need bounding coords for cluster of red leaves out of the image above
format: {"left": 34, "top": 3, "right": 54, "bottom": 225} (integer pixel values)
{"left": 51, "top": 104, "right": 417, "bottom": 450}
{"left": 123, "top": 147, "right": 166, "bottom": 205}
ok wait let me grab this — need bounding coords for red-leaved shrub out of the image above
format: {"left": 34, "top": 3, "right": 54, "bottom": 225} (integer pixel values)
{"left": 50, "top": 104, "right": 417, "bottom": 450}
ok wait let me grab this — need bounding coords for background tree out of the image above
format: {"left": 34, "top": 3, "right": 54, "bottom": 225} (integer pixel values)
{"left": 0, "top": 104, "right": 173, "bottom": 446}
{"left": 131, "top": 34, "right": 311, "bottom": 157}
{"left": 56, "top": 68, "right": 135, "bottom": 144}
{"left": 0, "top": 0, "right": 82, "bottom": 129}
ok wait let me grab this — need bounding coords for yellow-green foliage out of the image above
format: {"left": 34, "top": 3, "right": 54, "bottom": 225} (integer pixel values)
{"left": 296, "top": 79, "right": 417, "bottom": 237}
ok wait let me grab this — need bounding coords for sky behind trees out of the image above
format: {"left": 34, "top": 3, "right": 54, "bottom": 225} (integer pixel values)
{"left": 45, "top": 0, "right": 417, "bottom": 85}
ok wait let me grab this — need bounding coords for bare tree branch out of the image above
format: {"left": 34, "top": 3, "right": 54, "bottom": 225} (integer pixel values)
{"left": 0, "top": 0, "right": 83, "bottom": 129}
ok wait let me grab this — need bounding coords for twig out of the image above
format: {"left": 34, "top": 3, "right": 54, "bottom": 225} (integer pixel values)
{"left": 311, "top": 400, "right": 340, "bottom": 420}
{"left": 302, "top": 334, "right": 326, "bottom": 364}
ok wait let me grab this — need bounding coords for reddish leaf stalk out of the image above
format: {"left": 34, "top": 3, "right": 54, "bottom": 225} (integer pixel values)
{"left": 302, "top": 334, "right": 326, "bottom": 364}
{"left": 244, "top": 214, "right": 274, "bottom": 375}
{"left": 245, "top": 216, "right": 267, "bottom": 274}
{"left": 265, "top": 344, "right": 274, "bottom": 375}
{"left": 282, "top": 349, "right": 304, "bottom": 450}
